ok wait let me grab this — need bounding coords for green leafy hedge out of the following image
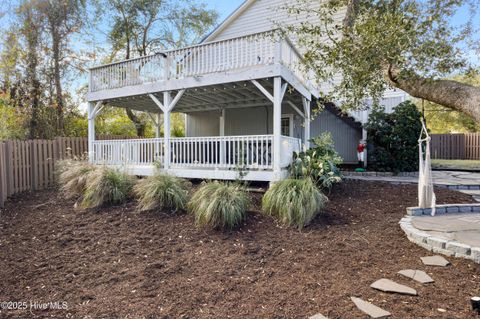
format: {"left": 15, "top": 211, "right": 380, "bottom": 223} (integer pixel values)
{"left": 366, "top": 101, "right": 422, "bottom": 172}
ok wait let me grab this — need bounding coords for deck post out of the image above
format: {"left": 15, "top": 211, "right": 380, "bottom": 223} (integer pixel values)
{"left": 163, "top": 92, "right": 171, "bottom": 170}
{"left": 273, "top": 77, "right": 282, "bottom": 178}
{"left": 302, "top": 97, "right": 311, "bottom": 149}
{"left": 220, "top": 108, "right": 225, "bottom": 165}
{"left": 87, "top": 102, "right": 95, "bottom": 163}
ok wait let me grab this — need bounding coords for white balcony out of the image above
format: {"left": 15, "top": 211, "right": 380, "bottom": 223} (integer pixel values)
{"left": 87, "top": 30, "right": 315, "bottom": 102}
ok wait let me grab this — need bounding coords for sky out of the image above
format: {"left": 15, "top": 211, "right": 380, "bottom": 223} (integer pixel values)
{"left": 205, "top": 0, "right": 244, "bottom": 21}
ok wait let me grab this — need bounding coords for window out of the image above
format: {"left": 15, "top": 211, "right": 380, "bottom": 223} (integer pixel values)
{"left": 281, "top": 115, "right": 293, "bottom": 136}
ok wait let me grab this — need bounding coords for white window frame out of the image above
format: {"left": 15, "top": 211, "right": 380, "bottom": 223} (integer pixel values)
{"left": 281, "top": 114, "right": 294, "bottom": 137}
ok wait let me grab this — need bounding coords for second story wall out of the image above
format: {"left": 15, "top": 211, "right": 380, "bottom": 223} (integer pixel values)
{"left": 206, "top": 0, "right": 344, "bottom": 46}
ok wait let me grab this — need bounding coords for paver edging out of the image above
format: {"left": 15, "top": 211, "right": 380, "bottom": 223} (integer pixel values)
{"left": 406, "top": 204, "right": 480, "bottom": 216}
{"left": 344, "top": 171, "right": 418, "bottom": 177}
{"left": 400, "top": 208, "right": 480, "bottom": 264}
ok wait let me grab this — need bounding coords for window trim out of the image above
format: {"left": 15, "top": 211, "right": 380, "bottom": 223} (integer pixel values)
{"left": 281, "top": 114, "right": 294, "bottom": 137}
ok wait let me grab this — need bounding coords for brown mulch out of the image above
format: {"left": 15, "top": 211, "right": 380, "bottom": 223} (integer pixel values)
{"left": 0, "top": 180, "right": 479, "bottom": 319}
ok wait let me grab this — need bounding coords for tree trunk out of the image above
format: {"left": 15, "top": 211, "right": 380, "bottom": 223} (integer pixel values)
{"left": 126, "top": 108, "right": 146, "bottom": 137}
{"left": 24, "top": 9, "right": 40, "bottom": 139}
{"left": 385, "top": 66, "right": 480, "bottom": 122}
{"left": 51, "top": 25, "right": 65, "bottom": 136}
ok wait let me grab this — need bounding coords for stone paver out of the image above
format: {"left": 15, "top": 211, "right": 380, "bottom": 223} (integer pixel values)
{"left": 351, "top": 297, "right": 391, "bottom": 318}
{"left": 370, "top": 278, "right": 417, "bottom": 295}
{"left": 412, "top": 214, "right": 480, "bottom": 247}
{"left": 398, "top": 269, "right": 434, "bottom": 284}
{"left": 308, "top": 314, "right": 328, "bottom": 319}
{"left": 421, "top": 255, "right": 450, "bottom": 267}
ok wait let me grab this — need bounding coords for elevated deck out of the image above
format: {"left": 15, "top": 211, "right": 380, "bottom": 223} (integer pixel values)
{"left": 86, "top": 30, "right": 316, "bottom": 105}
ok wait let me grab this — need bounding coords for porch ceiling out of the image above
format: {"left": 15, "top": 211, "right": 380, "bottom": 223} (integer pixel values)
{"left": 102, "top": 78, "right": 305, "bottom": 114}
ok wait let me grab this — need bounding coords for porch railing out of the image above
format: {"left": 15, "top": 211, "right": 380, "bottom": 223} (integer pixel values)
{"left": 91, "top": 135, "right": 301, "bottom": 170}
{"left": 92, "top": 138, "right": 164, "bottom": 165}
{"left": 89, "top": 30, "right": 307, "bottom": 92}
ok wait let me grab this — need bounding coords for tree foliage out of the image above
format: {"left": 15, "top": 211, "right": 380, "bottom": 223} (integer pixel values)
{"left": 284, "top": 0, "right": 480, "bottom": 120}
{"left": 103, "top": 0, "right": 218, "bottom": 136}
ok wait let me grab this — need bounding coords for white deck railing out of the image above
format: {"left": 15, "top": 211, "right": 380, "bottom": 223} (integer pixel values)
{"left": 92, "top": 138, "right": 164, "bottom": 165}
{"left": 91, "top": 135, "right": 301, "bottom": 170}
{"left": 89, "top": 31, "right": 307, "bottom": 92}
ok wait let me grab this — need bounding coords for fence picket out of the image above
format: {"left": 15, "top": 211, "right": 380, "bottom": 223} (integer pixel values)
{"left": 0, "top": 137, "right": 93, "bottom": 208}
{"left": 431, "top": 133, "right": 480, "bottom": 160}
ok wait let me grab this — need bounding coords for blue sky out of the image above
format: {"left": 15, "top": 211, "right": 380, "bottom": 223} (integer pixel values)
{"left": 205, "top": 0, "right": 244, "bottom": 21}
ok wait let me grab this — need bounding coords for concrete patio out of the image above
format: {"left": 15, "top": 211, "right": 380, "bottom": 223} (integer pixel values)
{"left": 412, "top": 213, "right": 480, "bottom": 248}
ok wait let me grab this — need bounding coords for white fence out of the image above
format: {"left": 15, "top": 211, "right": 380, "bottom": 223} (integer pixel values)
{"left": 89, "top": 31, "right": 307, "bottom": 92}
{"left": 91, "top": 135, "right": 301, "bottom": 170}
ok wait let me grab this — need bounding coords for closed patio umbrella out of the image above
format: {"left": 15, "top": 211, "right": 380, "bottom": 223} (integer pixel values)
{"left": 418, "top": 119, "right": 436, "bottom": 215}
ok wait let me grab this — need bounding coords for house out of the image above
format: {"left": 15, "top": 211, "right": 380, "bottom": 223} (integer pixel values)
{"left": 85, "top": 0, "right": 407, "bottom": 181}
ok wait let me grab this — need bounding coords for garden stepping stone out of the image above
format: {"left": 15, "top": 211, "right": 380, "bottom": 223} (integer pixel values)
{"left": 370, "top": 278, "right": 417, "bottom": 295}
{"left": 398, "top": 269, "right": 434, "bottom": 284}
{"left": 421, "top": 255, "right": 450, "bottom": 267}
{"left": 308, "top": 314, "right": 328, "bottom": 319}
{"left": 351, "top": 297, "right": 391, "bottom": 318}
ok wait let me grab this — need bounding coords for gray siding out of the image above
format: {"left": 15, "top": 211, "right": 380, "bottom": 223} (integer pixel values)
{"left": 310, "top": 110, "right": 361, "bottom": 164}
{"left": 186, "top": 105, "right": 361, "bottom": 164}
{"left": 185, "top": 110, "right": 220, "bottom": 136}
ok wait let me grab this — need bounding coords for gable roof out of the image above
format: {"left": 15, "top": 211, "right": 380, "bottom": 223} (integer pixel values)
{"left": 201, "top": 0, "right": 256, "bottom": 43}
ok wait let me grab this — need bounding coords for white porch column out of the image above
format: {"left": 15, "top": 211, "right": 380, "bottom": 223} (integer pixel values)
{"left": 163, "top": 92, "right": 172, "bottom": 170}
{"left": 302, "top": 97, "right": 311, "bottom": 149}
{"left": 219, "top": 108, "right": 226, "bottom": 165}
{"left": 87, "top": 102, "right": 95, "bottom": 163}
{"left": 273, "top": 77, "right": 282, "bottom": 177}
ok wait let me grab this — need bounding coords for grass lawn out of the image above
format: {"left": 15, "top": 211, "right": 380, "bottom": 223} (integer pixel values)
{"left": 0, "top": 181, "right": 479, "bottom": 318}
{"left": 432, "top": 159, "right": 480, "bottom": 171}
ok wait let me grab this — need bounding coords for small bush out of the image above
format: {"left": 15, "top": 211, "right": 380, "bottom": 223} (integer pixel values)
{"left": 188, "top": 181, "right": 250, "bottom": 230}
{"left": 262, "top": 178, "right": 328, "bottom": 230}
{"left": 56, "top": 159, "right": 96, "bottom": 199}
{"left": 290, "top": 132, "right": 342, "bottom": 189}
{"left": 81, "top": 167, "right": 136, "bottom": 209}
{"left": 134, "top": 173, "right": 190, "bottom": 212}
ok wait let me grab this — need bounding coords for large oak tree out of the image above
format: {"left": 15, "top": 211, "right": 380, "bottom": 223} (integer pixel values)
{"left": 285, "top": 0, "right": 480, "bottom": 121}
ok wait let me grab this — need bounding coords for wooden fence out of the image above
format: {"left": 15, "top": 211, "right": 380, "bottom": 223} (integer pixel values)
{"left": 431, "top": 133, "right": 480, "bottom": 160}
{"left": 0, "top": 137, "right": 88, "bottom": 208}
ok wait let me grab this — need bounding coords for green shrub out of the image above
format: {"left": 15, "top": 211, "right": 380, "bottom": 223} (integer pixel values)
{"left": 188, "top": 181, "right": 250, "bottom": 230}
{"left": 56, "top": 159, "right": 96, "bottom": 199}
{"left": 134, "top": 173, "right": 190, "bottom": 212}
{"left": 290, "top": 132, "right": 343, "bottom": 189}
{"left": 262, "top": 178, "right": 328, "bottom": 230}
{"left": 81, "top": 167, "right": 136, "bottom": 209}
{"left": 366, "top": 101, "right": 422, "bottom": 172}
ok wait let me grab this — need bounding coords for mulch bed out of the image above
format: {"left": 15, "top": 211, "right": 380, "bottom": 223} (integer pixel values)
{"left": 0, "top": 180, "right": 479, "bottom": 319}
